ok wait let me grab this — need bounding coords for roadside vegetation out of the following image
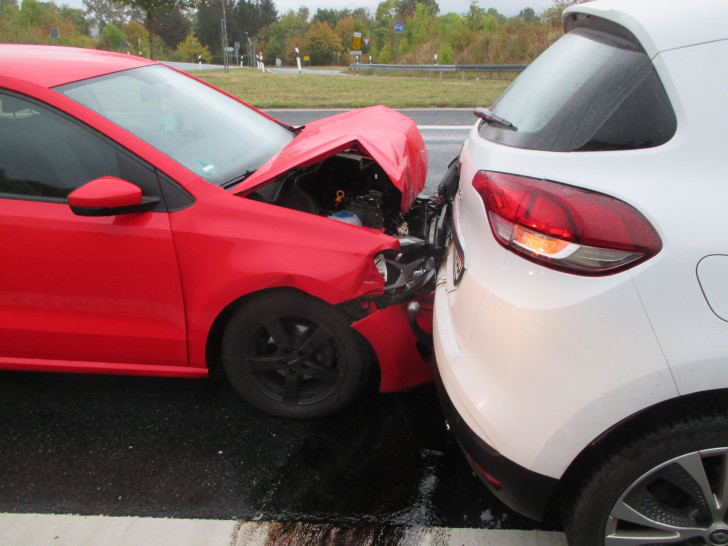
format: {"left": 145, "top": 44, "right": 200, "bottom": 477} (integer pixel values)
{"left": 194, "top": 69, "right": 510, "bottom": 108}
{"left": 0, "top": 0, "right": 583, "bottom": 107}
{"left": 0, "top": 0, "right": 582, "bottom": 64}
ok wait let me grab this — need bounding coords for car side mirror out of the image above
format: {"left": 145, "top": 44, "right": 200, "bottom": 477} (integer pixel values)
{"left": 68, "top": 177, "right": 159, "bottom": 217}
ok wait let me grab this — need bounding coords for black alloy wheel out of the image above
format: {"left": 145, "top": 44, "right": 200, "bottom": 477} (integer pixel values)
{"left": 222, "top": 291, "right": 369, "bottom": 419}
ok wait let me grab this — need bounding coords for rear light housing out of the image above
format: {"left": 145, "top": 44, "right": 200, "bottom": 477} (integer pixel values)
{"left": 472, "top": 171, "right": 662, "bottom": 275}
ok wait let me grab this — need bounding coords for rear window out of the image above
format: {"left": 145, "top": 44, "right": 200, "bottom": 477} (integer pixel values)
{"left": 479, "top": 22, "right": 676, "bottom": 152}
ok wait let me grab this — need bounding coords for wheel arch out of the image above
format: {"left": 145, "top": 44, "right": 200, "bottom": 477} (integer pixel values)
{"left": 204, "top": 286, "right": 380, "bottom": 386}
{"left": 554, "top": 388, "right": 728, "bottom": 520}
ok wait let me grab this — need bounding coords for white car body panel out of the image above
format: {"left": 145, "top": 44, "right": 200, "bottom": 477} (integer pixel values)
{"left": 435, "top": 251, "right": 677, "bottom": 477}
{"left": 435, "top": 0, "right": 728, "bottom": 485}
{"left": 565, "top": 0, "right": 728, "bottom": 57}
{"left": 440, "top": 129, "right": 683, "bottom": 476}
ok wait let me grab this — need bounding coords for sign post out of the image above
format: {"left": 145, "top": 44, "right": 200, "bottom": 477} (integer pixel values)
{"left": 393, "top": 21, "right": 404, "bottom": 64}
{"left": 295, "top": 47, "right": 302, "bottom": 74}
{"left": 221, "top": 0, "right": 229, "bottom": 73}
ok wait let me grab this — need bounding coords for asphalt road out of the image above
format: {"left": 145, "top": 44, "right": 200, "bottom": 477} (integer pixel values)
{"left": 0, "top": 109, "right": 560, "bottom": 536}
{"left": 0, "top": 370, "right": 556, "bottom": 531}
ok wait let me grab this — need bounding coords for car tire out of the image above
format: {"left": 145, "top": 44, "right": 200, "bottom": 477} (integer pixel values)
{"left": 222, "top": 291, "right": 370, "bottom": 419}
{"left": 564, "top": 410, "right": 728, "bottom": 546}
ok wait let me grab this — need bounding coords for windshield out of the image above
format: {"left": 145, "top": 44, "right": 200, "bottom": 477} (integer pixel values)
{"left": 57, "top": 65, "right": 294, "bottom": 186}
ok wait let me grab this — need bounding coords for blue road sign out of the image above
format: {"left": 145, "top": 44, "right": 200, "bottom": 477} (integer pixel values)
{"left": 394, "top": 21, "right": 404, "bottom": 33}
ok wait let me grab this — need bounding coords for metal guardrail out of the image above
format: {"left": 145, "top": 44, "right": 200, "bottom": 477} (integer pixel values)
{"left": 349, "top": 63, "right": 526, "bottom": 79}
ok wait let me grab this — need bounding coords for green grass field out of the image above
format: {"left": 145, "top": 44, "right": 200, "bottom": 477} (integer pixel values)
{"left": 191, "top": 68, "right": 510, "bottom": 109}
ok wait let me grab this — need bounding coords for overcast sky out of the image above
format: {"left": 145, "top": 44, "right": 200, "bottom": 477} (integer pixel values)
{"left": 58, "top": 0, "right": 555, "bottom": 18}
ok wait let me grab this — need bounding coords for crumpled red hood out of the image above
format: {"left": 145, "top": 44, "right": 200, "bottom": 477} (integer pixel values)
{"left": 234, "top": 105, "right": 427, "bottom": 212}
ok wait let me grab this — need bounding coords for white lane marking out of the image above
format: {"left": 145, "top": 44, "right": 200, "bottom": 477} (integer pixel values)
{"left": 418, "top": 125, "right": 472, "bottom": 130}
{"left": 0, "top": 513, "right": 568, "bottom": 545}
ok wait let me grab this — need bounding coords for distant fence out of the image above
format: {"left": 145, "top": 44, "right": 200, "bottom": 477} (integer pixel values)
{"left": 349, "top": 63, "right": 527, "bottom": 79}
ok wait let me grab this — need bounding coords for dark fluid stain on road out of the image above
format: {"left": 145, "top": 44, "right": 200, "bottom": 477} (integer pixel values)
{"left": 262, "top": 522, "right": 407, "bottom": 546}
{"left": 0, "top": 370, "right": 552, "bottom": 531}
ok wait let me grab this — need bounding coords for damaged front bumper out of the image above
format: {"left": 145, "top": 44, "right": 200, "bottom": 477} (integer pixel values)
{"left": 351, "top": 300, "right": 434, "bottom": 392}
{"left": 374, "top": 155, "right": 459, "bottom": 310}
{"left": 339, "top": 158, "right": 460, "bottom": 392}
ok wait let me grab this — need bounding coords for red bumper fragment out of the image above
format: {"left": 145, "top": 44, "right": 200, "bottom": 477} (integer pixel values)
{"left": 352, "top": 301, "right": 434, "bottom": 392}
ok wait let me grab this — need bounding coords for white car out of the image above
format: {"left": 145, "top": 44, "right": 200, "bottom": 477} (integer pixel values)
{"left": 433, "top": 0, "right": 728, "bottom": 544}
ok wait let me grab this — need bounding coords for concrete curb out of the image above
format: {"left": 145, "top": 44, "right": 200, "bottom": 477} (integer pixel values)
{"left": 0, "top": 513, "right": 567, "bottom": 545}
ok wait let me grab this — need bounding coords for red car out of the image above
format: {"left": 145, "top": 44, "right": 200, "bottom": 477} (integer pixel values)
{"left": 0, "top": 45, "right": 449, "bottom": 418}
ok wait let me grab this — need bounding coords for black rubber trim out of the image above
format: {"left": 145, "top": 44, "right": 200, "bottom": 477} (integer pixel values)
{"left": 434, "top": 370, "right": 558, "bottom": 521}
{"left": 69, "top": 196, "right": 159, "bottom": 217}
{"left": 563, "top": 13, "right": 642, "bottom": 50}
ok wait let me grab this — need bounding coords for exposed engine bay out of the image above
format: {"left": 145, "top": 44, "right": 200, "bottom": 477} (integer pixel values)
{"left": 246, "top": 151, "right": 456, "bottom": 307}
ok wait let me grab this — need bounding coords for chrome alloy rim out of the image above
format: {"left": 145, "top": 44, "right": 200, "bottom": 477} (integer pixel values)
{"left": 605, "top": 448, "right": 728, "bottom": 545}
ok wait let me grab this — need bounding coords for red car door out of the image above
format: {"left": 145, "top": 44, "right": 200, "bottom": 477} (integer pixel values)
{"left": 0, "top": 92, "right": 188, "bottom": 370}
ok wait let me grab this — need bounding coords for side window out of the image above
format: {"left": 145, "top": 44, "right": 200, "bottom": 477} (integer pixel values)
{"left": 0, "top": 91, "right": 163, "bottom": 206}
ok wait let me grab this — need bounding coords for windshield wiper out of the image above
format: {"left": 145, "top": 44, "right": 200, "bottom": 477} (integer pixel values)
{"left": 273, "top": 119, "right": 302, "bottom": 134}
{"left": 474, "top": 107, "right": 517, "bottom": 130}
{"left": 222, "top": 169, "right": 256, "bottom": 190}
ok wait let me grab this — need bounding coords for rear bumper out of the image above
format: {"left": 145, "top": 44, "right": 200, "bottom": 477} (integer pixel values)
{"left": 434, "top": 369, "right": 557, "bottom": 521}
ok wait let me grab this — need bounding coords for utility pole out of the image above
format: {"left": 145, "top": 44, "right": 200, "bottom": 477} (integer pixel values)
{"left": 221, "top": 0, "right": 229, "bottom": 72}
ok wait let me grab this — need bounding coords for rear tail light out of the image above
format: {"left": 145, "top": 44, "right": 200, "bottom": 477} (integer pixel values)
{"left": 472, "top": 171, "right": 661, "bottom": 275}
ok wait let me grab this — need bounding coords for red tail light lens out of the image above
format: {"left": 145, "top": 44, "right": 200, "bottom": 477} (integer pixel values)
{"left": 472, "top": 171, "right": 662, "bottom": 275}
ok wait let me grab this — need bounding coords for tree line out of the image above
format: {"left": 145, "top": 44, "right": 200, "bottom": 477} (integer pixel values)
{"left": 0, "top": 0, "right": 582, "bottom": 66}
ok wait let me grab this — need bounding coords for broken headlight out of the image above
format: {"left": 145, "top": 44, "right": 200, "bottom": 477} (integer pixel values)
{"left": 374, "top": 237, "right": 438, "bottom": 304}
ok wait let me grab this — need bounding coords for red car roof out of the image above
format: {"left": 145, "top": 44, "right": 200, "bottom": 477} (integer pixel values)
{"left": 0, "top": 44, "right": 155, "bottom": 88}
